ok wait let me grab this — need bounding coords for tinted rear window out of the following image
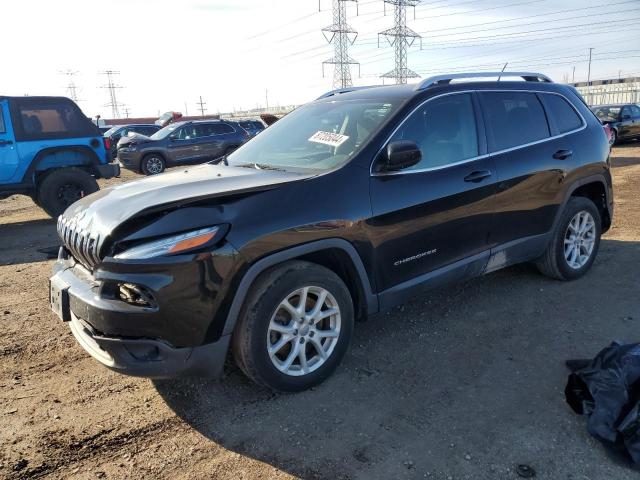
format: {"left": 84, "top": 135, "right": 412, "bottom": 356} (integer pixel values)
{"left": 542, "top": 94, "right": 583, "bottom": 134}
{"left": 481, "top": 92, "right": 550, "bottom": 151}
{"left": 10, "top": 98, "right": 97, "bottom": 141}
{"left": 0, "top": 109, "right": 5, "bottom": 133}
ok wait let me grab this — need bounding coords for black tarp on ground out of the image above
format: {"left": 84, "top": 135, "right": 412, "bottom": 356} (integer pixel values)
{"left": 566, "top": 342, "right": 640, "bottom": 464}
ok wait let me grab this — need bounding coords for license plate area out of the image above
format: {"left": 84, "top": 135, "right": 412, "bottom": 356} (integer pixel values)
{"left": 50, "top": 276, "right": 71, "bottom": 322}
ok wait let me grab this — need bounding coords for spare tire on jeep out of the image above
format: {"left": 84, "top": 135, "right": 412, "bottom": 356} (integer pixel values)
{"left": 36, "top": 168, "right": 99, "bottom": 217}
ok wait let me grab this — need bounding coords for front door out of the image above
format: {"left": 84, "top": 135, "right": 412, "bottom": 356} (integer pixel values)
{"left": 368, "top": 92, "right": 497, "bottom": 298}
{"left": 167, "top": 125, "right": 199, "bottom": 163}
{"left": 0, "top": 101, "right": 19, "bottom": 182}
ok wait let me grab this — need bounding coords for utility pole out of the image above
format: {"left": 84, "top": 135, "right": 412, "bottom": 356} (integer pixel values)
{"left": 572, "top": 66, "right": 576, "bottom": 84}
{"left": 379, "top": 1, "right": 422, "bottom": 85}
{"left": 59, "top": 70, "right": 80, "bottom": 102}
{"left": 587, "top": 47, "right": 594, "bottom": 84}
{"left": 123, "top": 106, "right": 130, "bottom": 119}
{"left": 184, "top": 102, "right": 189, "bottom": 116}
{"left": 197, "top": 96, "right": 207, "bottom": 116}
{"left": 100, "top": 70, "right": 123, "bottom": 119}
{"left": 265, "top": 89, "right": 269, "bottom": 110}
{"left": 322, "top": 0, "right": 360, "bottom": 89}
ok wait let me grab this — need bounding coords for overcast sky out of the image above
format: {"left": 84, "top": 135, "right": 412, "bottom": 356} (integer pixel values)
{"left": 3, "top": 0, "right": 639, "bottom": 119}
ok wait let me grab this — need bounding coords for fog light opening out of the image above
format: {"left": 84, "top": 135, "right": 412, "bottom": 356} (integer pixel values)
{"left": 117, "top": 283, "right": 156, "bottom": 308}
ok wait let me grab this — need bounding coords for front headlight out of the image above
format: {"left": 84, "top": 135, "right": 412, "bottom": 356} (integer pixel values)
{"left": 114, "top": 226, "right": 220, "bottom": 260}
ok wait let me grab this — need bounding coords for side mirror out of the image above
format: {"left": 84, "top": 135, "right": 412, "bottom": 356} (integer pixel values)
{"left": 378, "top": 140, "right": 422, "bottom": 172}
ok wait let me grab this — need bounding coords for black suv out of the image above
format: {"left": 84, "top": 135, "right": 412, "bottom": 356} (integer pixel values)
{"left": 117, "top": 120, "right": 248, "bottom": 175}
{"left": 50, "top": 72, "right": 613, "bottom": 392}
{"left": 591, "top": 103, "right": 640, "bottom": 144}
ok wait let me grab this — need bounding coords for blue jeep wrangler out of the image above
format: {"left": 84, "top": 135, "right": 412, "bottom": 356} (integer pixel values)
{"left": 0, "top": 96, "right": 119, "bottom": 217}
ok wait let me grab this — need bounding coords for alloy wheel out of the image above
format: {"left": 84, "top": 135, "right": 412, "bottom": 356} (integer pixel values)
{"left": 564, "top": 210, "right": 596, "bottom": 269}
{"left": 266, "top": 286, "right": 341, "bottom": 376}
{"left": 146, "top": 157, "right": 164, "bottom": 174}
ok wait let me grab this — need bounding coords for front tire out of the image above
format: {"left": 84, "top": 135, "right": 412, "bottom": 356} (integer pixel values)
{"left": 536, "top": 197, "right": 602, "bottom": 280}
{"left": 140, "top": 154, "right": 166, "bottom": 175}
{"left": 232, "top": 261, "right": 354, "bottom": 392}
{"left": 36, "top": 168, "right": 99, "bottom": 218}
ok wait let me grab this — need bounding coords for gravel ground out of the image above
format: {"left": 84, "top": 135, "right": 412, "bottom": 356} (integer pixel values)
{"left": 1, "top": 145, "right": 639, "bottom": 480}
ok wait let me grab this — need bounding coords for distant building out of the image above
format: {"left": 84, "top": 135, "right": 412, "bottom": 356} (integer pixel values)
{"left": 573, "top": 77, "right": 640, "bottom": 106}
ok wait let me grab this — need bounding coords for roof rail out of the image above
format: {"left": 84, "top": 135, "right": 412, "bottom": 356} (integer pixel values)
{"left": 316, "top": 85, "right": 383, "bottom": 100}
{"left": 414, "top": 72, "right": 553, "bottom": 91}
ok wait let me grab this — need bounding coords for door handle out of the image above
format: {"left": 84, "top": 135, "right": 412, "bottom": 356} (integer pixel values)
{"left": 464, "top": 170, "right": 492, "bottom": 183}
{"left": 553, "top": 149, "right": 573, "bottom": 160}
{"left": 0, "top": 139, "right": 13, "bottom": 146}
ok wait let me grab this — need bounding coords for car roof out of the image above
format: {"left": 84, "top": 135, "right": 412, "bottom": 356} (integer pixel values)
{"left": 591, "top": 104, "right": 635, "bottom": 108}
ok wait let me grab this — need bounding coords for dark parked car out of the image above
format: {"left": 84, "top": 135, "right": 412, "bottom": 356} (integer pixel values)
{"left": 591, "top": 103, "right": 640, "bottom": 144}
{"left": 50, "top": 72, "right": 613, "bottom": 392}
{"left": 117, "top": 120, "right": 248, "bottom": 175}
{"left": 238, "top": 120, "right": 265, "bottom": 138}
{"left": 103, "top": 124, "right": 160, "bottom": 158}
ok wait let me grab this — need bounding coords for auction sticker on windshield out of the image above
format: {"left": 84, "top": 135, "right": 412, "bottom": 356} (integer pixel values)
{"left": 309, "top": 131, "right": 350, "bottom": 147}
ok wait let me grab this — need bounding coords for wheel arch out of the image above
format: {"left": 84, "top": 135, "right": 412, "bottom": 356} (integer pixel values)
{"left": 221, "top": 239, "right": 378, "bottom": 337}
{"left": 23, "top": 146, "right": 102, "bottom": 186}
{"left": 566, "top": 176, "right": 612, "bottom": 232}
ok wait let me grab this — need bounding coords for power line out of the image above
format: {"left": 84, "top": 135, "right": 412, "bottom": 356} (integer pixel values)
{"left": 99, "top": 70, "right": 123, "bottom": 119}
{"left": 59, "top": 70, "right": 80, "bottom": 102}
{"left": 197, "top": 96, "right": 207, "bottom": 116}
{"left": 379, "top": 0, "right": 422, "bottom": 84}
{"left": 322, "top": 0, "right": 360, "bottom": 88}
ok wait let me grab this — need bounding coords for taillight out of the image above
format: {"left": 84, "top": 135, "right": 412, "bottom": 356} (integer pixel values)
{"left": 103, "top": 137, "right": 111, "bottom": 151}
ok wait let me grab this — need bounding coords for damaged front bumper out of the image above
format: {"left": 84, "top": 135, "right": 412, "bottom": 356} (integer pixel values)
{"left": 49, "top": 246, "right": 238, "bottom": 379}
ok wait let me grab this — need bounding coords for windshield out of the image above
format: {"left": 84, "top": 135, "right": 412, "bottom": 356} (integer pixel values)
{"left": 150, "top": 122, "right": 183, "bottom": 140}
{"left": 226, "top": 100, "right": 399, "bottom": 172}
{"left": 592, "top": 106, "right": 621, "bottom": 122}
{"left": 103, "top": 126, "right": 121, "bottom": 137}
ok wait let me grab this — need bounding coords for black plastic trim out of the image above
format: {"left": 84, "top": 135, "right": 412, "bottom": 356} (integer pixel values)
{"left": 221, "top": 238, "right": 378, "bottom": 336}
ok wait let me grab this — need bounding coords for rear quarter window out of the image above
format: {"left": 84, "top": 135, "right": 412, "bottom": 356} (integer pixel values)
{"left": 0, "top": 108, "right": 5, "bottom": 133}
{"left": 541, "top": 94, "right": 584, "bottom": 134}
{"left": 480, "top": 92, "right": 550, "bottom": 151}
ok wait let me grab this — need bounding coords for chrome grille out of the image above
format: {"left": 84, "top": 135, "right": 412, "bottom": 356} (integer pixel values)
{"left": 57, "top": 216, "right": 103, "bottom": 269}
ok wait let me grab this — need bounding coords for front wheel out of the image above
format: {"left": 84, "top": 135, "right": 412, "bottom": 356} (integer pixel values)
{"left": 140, "top": 154, "right": 166, "bottom": 175}
{"left": 536, "top": 197, "right": 602, "bottom": 280}
{"left": 232, "top": 261, "right": 354, "bottom": 392}
{"left": 36, "top": 168, "right": 99, "bottom": 218}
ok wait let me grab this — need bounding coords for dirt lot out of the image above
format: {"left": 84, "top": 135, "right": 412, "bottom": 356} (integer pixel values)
{"left": 1, "top": 146, "right": 640, "bottom": 480}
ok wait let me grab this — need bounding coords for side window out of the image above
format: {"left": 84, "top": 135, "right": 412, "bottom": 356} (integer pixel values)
{"left": 176, "top": 126, "right": 195, "bottom": 140}
{"left": 630, "top": 105, "right": 640, "bottom": 118}
{"left": 210, "top": 123, "right": 235, "bottom": 135}
{"left": 542, "top": 94, "right": 584, "bottom": 134}
{"left": 621, "top": 106, "right": 632, "bottom": 119}
{"left": 480, "top": 92, "right": 550, "bottom": 151}
{"left": 0, "top": 108, "right": 5, "bottom": 133}
{"left": 390, "top": 93, "right": 478, "bottom": 170}
{"left": 19, "top": 102, "right": 85, "bottom": 135}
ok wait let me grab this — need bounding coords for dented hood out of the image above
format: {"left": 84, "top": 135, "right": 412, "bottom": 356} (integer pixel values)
{"left": 61, "top": 164, "right": 312, "bottom": 238}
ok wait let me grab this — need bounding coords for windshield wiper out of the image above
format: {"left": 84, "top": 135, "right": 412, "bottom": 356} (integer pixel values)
{"left": 237, "top": 163, "right": 285, "bottom": 171}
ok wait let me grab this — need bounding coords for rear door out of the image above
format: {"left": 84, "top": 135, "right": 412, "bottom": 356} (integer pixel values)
{"left": 479, "top": 90, "right": 583, "bottom": 252}
{"left": 0, "top": 100, "right": 20, "bottom": 182}
{"left": 618, "top": 106, "right": 636, "bottom": 140}
{"left": 630, "top": 105, "right": 640, "bottom": 137}
{"left": 369, "top": 92, "right": 498, "bottom": 293}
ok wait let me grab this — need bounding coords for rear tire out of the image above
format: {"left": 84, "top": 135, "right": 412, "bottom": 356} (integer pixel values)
{"left": 232, "top": 261, "right": 354, "bottom": 392}
{"left": 536, "top": 197, "right": 601, "bottom": 280}
{"left": 36, "top": 168, "right": 99, "bottom": 218}
{"left": 140, "top": 154, "right": 166, "bottom": 175}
